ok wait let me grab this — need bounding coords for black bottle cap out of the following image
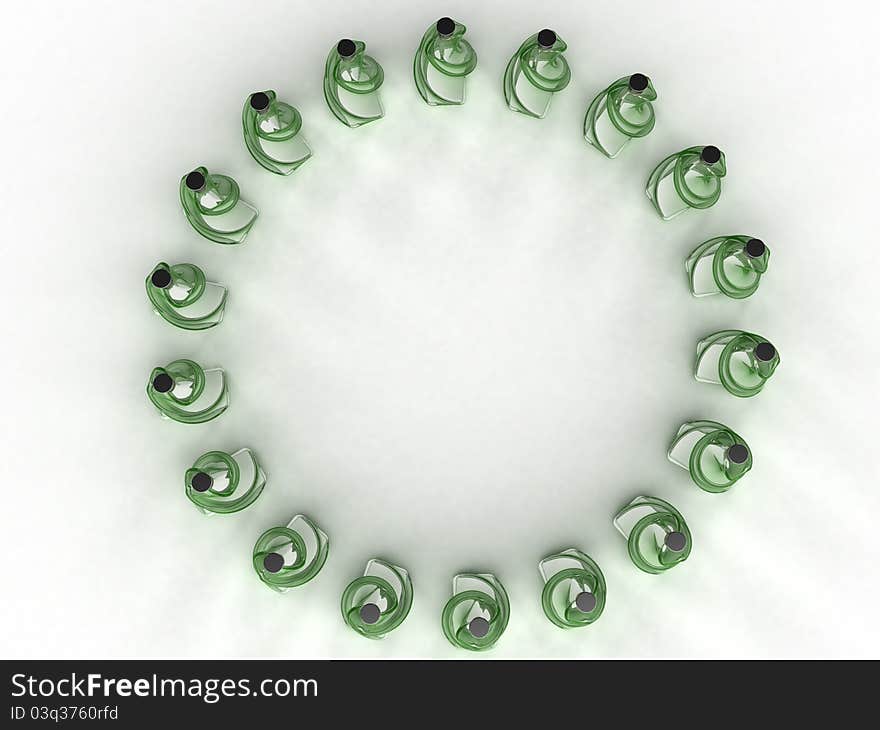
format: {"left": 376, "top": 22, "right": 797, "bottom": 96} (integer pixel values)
{"left": 152, "top": 372, "right": 174, "bottom": 393}
{"left": 249, "top": 91, "right": 270, "bottom": 112}
{"left": 745, "top": 238, "right": 766, "bottom": 258}
{"left": 665, "top": 531, "right": 687, "bottom": 552}
{"left": 575, "top": 592, "right": 597, "bottom": 613}
{"left": 337, "top": 38, "right": 356, "bottom": 58}
{"left": 436, "top": 17, "right": 455, "bottom": 36}
{"left": 727, "top": 444, "right": 750, "bottom": 464}
{"left": 468, "top": 617, "right": 490, "bottom": 638}
{"left": 359, "top": 603, "right": 381, "bottom": 625}
{"left": 263, "top": 553, "right": 284, "bottom": 573}
{"left": 701, "top": 145, "right": 721, "bottom": 164}
{"left": 190, "top": 471, "right": 213, "bottom": 492}
{"left": 537, "top": 29, "right": 557, "bottom": 48}
{"left": 755, "top": 342, "right": 776, "bottom": 362}
{"left": 150, "top": 267, "right": 172, "bottom": 288}
{"left": 629, "top": 73, "right": 649, "bottom": 92}
{"left": 185, "top": 170, "right": 206, "bottom": 191}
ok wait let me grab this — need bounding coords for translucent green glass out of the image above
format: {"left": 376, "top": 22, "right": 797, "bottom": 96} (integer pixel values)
{"left": 413, "top": 17, "right": 477, "bottom": 106}
{"left": 179, "top": 166, "right": 258, "bottom": 244}
{"left": 538, "top": 549, "right": 606, "bottom": 629}
{"left": 253, "top": 515, "right": 329, "bottom": 593}
{"left": 583, "top": 73, "right": 657, "bottom": 158}
{"left": 324, "top": 39, "right": 384, "bottom": 128}
{"left": 695, "top": 330, "right": 780, "bottom": 398}
{"left": 146, "top": 262, "right": 227, "bottom": 331}
{"left": 613, "top": 496, "right": 691, "bottom": 574}
{"left": 146, "top": 359, "right": 229, "bottom": 424}
{"left": 646, "top": 145, "right": 727, "bottom": 220}
{"left": 686, "top": 236, "right": 770, "bottom": 298}
{"left": 242, "top": 90, "right": 312, "bottom": 175}
{"left": 441, "top": 572, "right": 509, "bottom": 651}
{"left": 503, "top": 29, "right": 570, "bottom": 118}
{"left": 668, "top": 421, "right": 752, "bottom": 493}
{"left": 341, "top": 558, "right": 413, "bottom": 639}
{"left": 185, "top": 448, "right": 266, "bottom": 514}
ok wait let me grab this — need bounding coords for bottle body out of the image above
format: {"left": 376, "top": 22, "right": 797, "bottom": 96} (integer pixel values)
{"left": 341, "top": 558, "right": 413, "bottom": 638}
{"left": 668, "top": 421, "right": 752, "bottom": 493}
{"left": 253, "top": 515, "right": 329, "bottom": 592}
{"left": 686, "top": 236, "right": 770, "bottom": 298}
{"left": 179, "top": 167, "right": 258, "bottom": 244}
{"left": 185, "top": 448, "right": 266, "bottom": 514}
{"left": 539, "top": 548, "right": 606, "bottom": 629}
{"left": 646, "top": 146, "right": 726, "bottom": 220}
{"left": 695, "top": 329, "right": 780, "bottom": 397}
{"left": 441, "top": 572, "right": 509, "bottom": 651}
{"left": 503, "top": 31, "right": 570, "bottom": 119}
{"left": 413, "top": 18, "right": 477, "bottom": 106}
{"left": 613, "top": 496, "right": 691, "bottom": 574}
{"left": 324, "top": 40, "right": 384, "bottom": 128}
{"left": 146, "top": 262, "right": 227, "bottom": 330}
{"left": 146, "top": 359, "right": 229, "bottom": 424}
{"left": 583, "top": 74, "right": 657, "bottom": 158}
{"left": 243, "top": 90, "right": 312, "bottom": 175}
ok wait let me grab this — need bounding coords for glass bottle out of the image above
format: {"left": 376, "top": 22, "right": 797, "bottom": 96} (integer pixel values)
{"left": 252, "top": 515, "right": 329, "bottom": 593}
{"left": 146, "top": 261, "right": 227, "bottom": 331}
{"left": 413, "top": 17, "right": 477, "bottom": 106}
{"left": 646, "top": 145, "right": 726, "bottom": 220}
{"left": 613, "top": 496, "right": 691, "bottom": 574}
{"left": 323, "top": 39, "right": 384, "bottom": 128}
{"left": 583, "top": 73, "right": 657, "bottom": 158}
{"left": 695, "top": 330, "right": 780, "bottom": 398}
{"left": 441, "top": 572, "right": 509, "bottom": 651}
{"left": 179, "top": 166, "right": 258, "bottom": 245}
{"left": 668, "top": 421, "right": 752, "bottom": 493}
{"left": 185, "top": 448, "right": 266, "bottom": 514}
{"left": 503, "top": 29, "right": 570, "bottom": 119}
{"left": 538, "top": 548, "right": 606, "bottom": 629}
{"left": 242, "top": 90, "right": 312, "bottom": 175}
{"left": 341, "top": 558, "right": 413, "bottom": 638}
{"left": 146, "top": 359, "right": 229, "bottom": 424}
{"left": 686, "top": 236, "right": 770, "bottom": 298}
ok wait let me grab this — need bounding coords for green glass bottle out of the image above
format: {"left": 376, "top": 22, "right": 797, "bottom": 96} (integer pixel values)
{"left": 538, "top": 548, "right": 606, "bottom": 629}
{"left": 413, "top": 17, "right": 477, "bottom": 106}
{"left": 242, "top": 90, "right": 312, "bottom": 175}
{"left": 323, "top": 39, "right": 384, "bottom": 128}
{"left": 686, "top": 236, "right": 770, "bottom": 298}
{"left": 146, "top": 262, "right": 227, "bottom": 331}
{"left": 646, "top": 145, "right": 726, "bottom": 220}
{"left": 613, "top": 496, "right": 691, "bottom": 574}
{"left": 503, "top": 29, "right": 570, "bottom": 118}
{"left": 185, "top": 448, "right": 266, "bottom": 514}
{"left": 253, "top": 515, "right": 329, "bottom": 593}
{"left": 441, "top": 572, "right": 509, "bottom": 651}
{"left": 668, "top": 421, "right": 752, "bottom": 493}
{"left": 179, "top": 167, "right": 258, "bottom": 244}
{"left": 146, "top": 359, "right": 229, "bottom": 424}
{"left": 583, "top": 73, "right": 657, "bottom": 158}
{"left": 341, "top": 558, "right": 413, "bottom": 639}
{"left": 695, "top": 330, "right": 780, "bottom": 397}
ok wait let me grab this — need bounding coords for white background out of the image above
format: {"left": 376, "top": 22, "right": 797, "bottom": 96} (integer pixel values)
{"left": 1, "top": 0, "right": 877, "bottom": 658}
